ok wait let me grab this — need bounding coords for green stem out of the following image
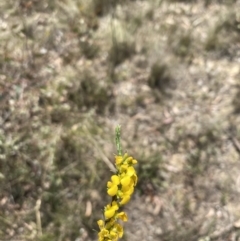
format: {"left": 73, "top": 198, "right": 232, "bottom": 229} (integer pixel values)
{"left": 115, "top": 125, "right": 122, "bottom": 156}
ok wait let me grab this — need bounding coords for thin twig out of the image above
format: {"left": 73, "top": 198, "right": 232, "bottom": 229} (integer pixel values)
{"left": 231, "top": 137, "right": 240, "bottom": 155}
{"left": 35, "top": 199, "right": 42, "bottom": 237}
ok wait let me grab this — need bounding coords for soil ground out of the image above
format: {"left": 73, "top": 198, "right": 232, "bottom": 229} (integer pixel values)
{"left": 1, "top": 0, "right": 240, "bottom": 241}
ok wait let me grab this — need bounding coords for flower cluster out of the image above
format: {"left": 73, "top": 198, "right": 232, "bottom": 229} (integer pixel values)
{"left": 97, "top": 153, "right": 138, "bottom": 241}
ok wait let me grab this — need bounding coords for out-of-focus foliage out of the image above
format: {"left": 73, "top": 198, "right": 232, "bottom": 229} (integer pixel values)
{"left": 1, "top": 0, "right": 240, "bottom": 241}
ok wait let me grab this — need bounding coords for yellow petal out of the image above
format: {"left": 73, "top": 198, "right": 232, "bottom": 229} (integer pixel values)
{"left": 107, "top": 181, "right": 112, "bottom": 188}
{"left": 125, "top": 156, "right": 133, "bottom": 163}
{"left": 105, "top": 218, "right": 115, "bottom": 230}
{"left": 98, "top": 229, "right": 109, "bottom": 239}
{"left": 117, "top": 212, "right": 128, "bottom": 221}
{"left": 127, "top": 166, "right": 136, "bottom": 176}
{"left": 119, "top": 164, "right": 128, "bottom": 173}
{"left": 120, "top": 195, "right": 130, "bottom": 205}
{"left": 109, "top": 230, "right": 118, "bottom": 239}
{"left": 122, "top": 185, "right": 134, "bottom": 195}
{"left": 115, "top": 156, "right": 123, "bottom": 165}
{"left": 111, "top": 175, "right": 120, "bottom": 185}
{"left": 104, "top": 208, "right": 115, "bottom": 219}
{"left": 104, "top": 201, "right": 119, "bottom": 219}
{"left": 121, "top": 176, "right": 131, "bottom": 186}
{"left": 111, "top": 201, "right": 119, "bottom": 210}
{"left": 115, "top": 223, "right": 124, "bottom": 238}
{"left": 132, "top": 174, "right": 138, "bottom": 185}
{"left": 107, "top": 185, "right": 118, "bottom": 196}
{"left": 97, "top": 220, "right": 104, "bottom": 229}
{"left": 132, "top": 159, "right": 137, "bottom": 164}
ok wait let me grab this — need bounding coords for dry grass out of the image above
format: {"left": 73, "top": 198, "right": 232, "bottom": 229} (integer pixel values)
{"left": 1, "top": 0, "right": 240, "bottom": 241}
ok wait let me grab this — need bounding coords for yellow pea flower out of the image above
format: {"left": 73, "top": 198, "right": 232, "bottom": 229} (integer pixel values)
{"left": 126, "top": 166, "right": 138, "bottom": 185}
{"left": 98, "top": 228, "right": 109, "bottom": 241}
{"left": 107, "top": 175, "right": 120, "bottom": 196}
{"left": 97, "top": 125, "right": 138, "bottom": 241}
{"left": 116, "top": 212, "right": 128, "bottom": 221}
{"left": 119, "top": 195, "right": 130, "bottom": 205}
{"left": 120, "top": 176, "right": 131, "bottom": 186}
{"left": 97, "top": 220, "right": 105, "bottom": 229}
{"left": 111, "top": 223, "right": 124, "bottom": 238}
{"left": 115, "top": 155, "right": 123, "bottom": 165}
{"left": 104, "top": 201, "right": 119, "bottom": 219}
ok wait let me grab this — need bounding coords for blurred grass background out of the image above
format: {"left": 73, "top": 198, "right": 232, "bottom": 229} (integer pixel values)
{"left": 1, "top": 0, "right": 240, "bottom": 240}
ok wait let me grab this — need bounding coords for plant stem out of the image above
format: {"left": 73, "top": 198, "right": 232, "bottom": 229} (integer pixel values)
{"left": 115, "top": 125, "right": 122, "bottom": 156}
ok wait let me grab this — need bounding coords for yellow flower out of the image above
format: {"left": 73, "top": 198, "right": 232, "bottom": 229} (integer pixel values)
{"left": 97, "top": 217, "right": 124, "bottom": 241}
{"left": 117, "top": 185, "right": 133, "bottom": 205}
{"left": 115, "top": 155, "right": 123, "bottom": 165}
{"left": 98, "top": 147, "right": 138, "bottom": 241}
{"left": 119, "top": 166, "right": 137, "bottom": 187}
{"left": 120, "top": 175, "right": 131, "bottom": 186}
{"left": 115, "top": 153, "right": 130, "bottom": 166}
{"left": 118, "top": 164, "right": 129, "bottom": 173}
{"left": 126, "top": 166, "right": 138, "bottom": 185}
{"left": 109, "top": 230, "right": 118, "bottom": 240}
{"left": 121, "top": 182, "right": 134, "bottom": 194}
{"left": 105, "top": 218, "right": 115, "bottom": 230}
{"left": 98, "top": 228, "right": 109, "bottom": 241}
{"left": 110, "top": 223, "right": 124, "bottom": 239}
{"left": 119, "top": 195, "right": 131, "bottom": 205}
{"left": 126, "top": 157, "right": 138, "bottom": 165}
{"left": 107, "top": 175, "right": 120, "bottom": 196}
{"left": 97, "top": 219, "right": 105, "bottom": 229}
{"left": 104, "top": 201, "right": 119, "bottom": 219}
{"left": 116, "top": 211, "right": 128, "bottom": 221}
